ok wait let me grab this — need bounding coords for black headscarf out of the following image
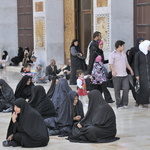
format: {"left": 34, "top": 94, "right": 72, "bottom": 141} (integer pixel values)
{"left": 68, "top": 91, "right": 84, "bottom": 121}
{"left": 47, "top": 76, "right": 59, "bottom": 99}
{"left": 18, "top": 47, "right": 24, "bottom": 58}
{"left": 7, "top": 98, "right": 49, "bottom": 147}
{"left": 0, "top": 79, "right": 15, "bottom": 104}
{"left": 29, "top": 85, "right": 56, "bottom": 119}
{"left": 2, "top": 51, "right": 8, "bottom": 60}
{"left": 52, "top": 78, "right": 72, "bottom": 110}
{"left": 69, "top": 90, "right": 118, "bottom": 143}
{"left": 80, "top": 90, "right": 115, "bottom": 127}
{"left": 15, "top": 76, "right": 34, "bottom": 99}
{"left": 136, "top": 37, "right": 144, "bottom": 48}
{"left": 70, "top": 39, "right": 82, "bottom": 53}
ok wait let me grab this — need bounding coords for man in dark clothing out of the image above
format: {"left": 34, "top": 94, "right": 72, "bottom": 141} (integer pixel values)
{"left": 87, "top": 31, "right": 101, "bottom": 74}
{"left": 46, "top": 59, "right": 61, "bottom": 81}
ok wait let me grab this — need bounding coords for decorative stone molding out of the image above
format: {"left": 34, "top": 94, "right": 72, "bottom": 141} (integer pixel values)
{"left": 64, "top": 0, "right": 75, "bottom": 61}
{"left": 34, "top": 17, "right": 45, "bottom": 48}
{"left": 97, "top": 0, "right": 108, "bottom": 7}
{"left": 95, "top": 13, "right": 109, "bottom": 51}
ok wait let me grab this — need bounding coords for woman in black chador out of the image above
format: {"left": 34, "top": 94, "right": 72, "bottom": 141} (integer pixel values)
{"left": 47, "top": 76, "right": 59, "bottom": 99}
{"left": 0, "top": 79, "right": 16, "bottom": 112}
{"left": 44, "top": 89, "right": 84, "bottom": 137}
{"left": 11, "top": 47, "right": 24, "bottom": 66}
{"left": 69, "top": 91, "right": 84, "bottom": 124}
{"left": 29, "top": 85, "right": 56, "bottom": 119}
{"left": 3, "top": 98, "right": 49, "bottom": 147}
{"left": 70, "top": 39, "right": 86, "bottom": 85}
{"left": 68, "top": 90, "right": 119, "bottom": 143}
{"left": 134, "top": 40, "right": 150, "bottom": 107}
{"left": 15, "top": 76, "right": 34, "bottom": 100}
{"left": 44, "top": 78, "right": 72, "bottom": 136}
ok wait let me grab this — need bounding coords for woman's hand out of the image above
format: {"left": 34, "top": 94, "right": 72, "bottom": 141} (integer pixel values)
{"left": 136, "top": 76, "right": 139, "bottom": 80}
{"left": 12, "top": 112, "right": 18, "bottom": 123}
{"left": 77, "top": 123, "right": 82, "bottom": 128}
{"left": 26, "top": 99, "right": 30, "bottom": 102}
{"left": 73, "top": 115, "right": 81, "bottom": 121}
{"left": 7, "top": 134, "right": 13, "bottom": 141}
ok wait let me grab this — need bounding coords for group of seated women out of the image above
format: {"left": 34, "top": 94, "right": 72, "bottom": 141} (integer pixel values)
{"left": 1, "top": 75, "right": 119, "bottom": 148}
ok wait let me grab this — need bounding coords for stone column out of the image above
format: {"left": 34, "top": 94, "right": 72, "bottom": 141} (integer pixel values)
{"left": 0, "top": 0, "right": 18, "bottom": 58}
{"left": 33, "top": 0, "right": 64, "bottom": 68}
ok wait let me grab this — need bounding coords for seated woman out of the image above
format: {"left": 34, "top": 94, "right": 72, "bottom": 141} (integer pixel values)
{"left": 29, "top": 85, "right": 56, "bottom": 119}
{"left": 44, "top": 78, "right": 72, "bottom": 136}
{"left": 3, "top": 98, "right": 49, "bottom": 147}
{"left": 68, "top": 90, "right": 119, "bottom": 143}
{"left": 69, "top": 91, "right": 84, "bottom": 124}
{"left": 44, "top": 87, "right": 84, "bottom": 137}
{"left": 15, "top": 76, "right": 34, "bottom": 101}
{"left": 10, "top": 47, "right": 24, "bottom": 66}
{"left": 0, "top": 51, "right": 10, "bottom": 69}
{"left": 0, "top": 79, "right": 16, "bottom": 112}
{"left": 47, "top": 76, "right": 59, "bottom": 99}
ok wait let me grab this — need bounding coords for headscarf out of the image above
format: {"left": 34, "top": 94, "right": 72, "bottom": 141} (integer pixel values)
{"left": 69, "top": 91, "right": 84, "bottom": 121}
{"left": 47, "top": 76, "right": 59, "bottom": 99}
{"left": 136, "top": 37, "right": 144, "bottom": 48}
{"left": 80, "top": 90, "right": 116, "bottom": 127}
{"left": 139, "top": 40, "right": 150, "bottom": 55}
{"left": 50, "top": 78, "right": 72, "bottom": 128}
{"left": 7, "top": 98, "right": 49, "bottom": 147}
{"left": 0, "top": 79, "right": 15, "bottom": 104}
{"left": 52, "top": 78, "right": 72, "bottom": 110}
{"left": 29, "top": 85, "right": 56, "bottom": 118}
{"left": 70, "top": 39, "right": 82, "bottom": 53}
{"left": 15, "top": 76, "right": 34, "bottom": 99}
{"left": 2, "top": 51, "right": 8, "bottom": 60}
{"left": 98, "top": 40, "right": 103, "bottom": 45}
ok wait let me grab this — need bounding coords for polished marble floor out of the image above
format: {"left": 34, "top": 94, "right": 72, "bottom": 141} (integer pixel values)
{"left": 0, "top": 67, "right": 150, "bottom": 150}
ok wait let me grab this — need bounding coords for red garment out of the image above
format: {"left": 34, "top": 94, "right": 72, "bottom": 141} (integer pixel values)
{"left": 77, "top": 78, "right": 87, "bottom": 96}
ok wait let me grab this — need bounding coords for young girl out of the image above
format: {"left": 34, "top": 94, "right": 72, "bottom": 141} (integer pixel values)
{"left": 76, "top": 70, "right": 90, "bottom": 107}
{"left": 91, "top": 55, "right": 107, "bottom": 86}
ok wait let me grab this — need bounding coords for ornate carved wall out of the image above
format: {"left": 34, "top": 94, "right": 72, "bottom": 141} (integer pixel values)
{"left": 95, "top": 14, "right": 109, "bottom": 51}
{"left": 64, "top": 0, "right": 75, "bottom": 61}
{"left": 35, "top": 17, "right": 45, "bottom": 48}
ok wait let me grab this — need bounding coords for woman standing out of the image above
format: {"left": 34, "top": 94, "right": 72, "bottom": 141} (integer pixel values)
{"left": 68, "top": 90, "right": 119, "bottom": 143}
{"left": 3, "top": 98, "right": 49, "bottom": 147}
{"left": 134, "top": 40, "right": 150, "bottom": 108}
{"left": 70, "top": 39, "right": 86, "bottom": 85}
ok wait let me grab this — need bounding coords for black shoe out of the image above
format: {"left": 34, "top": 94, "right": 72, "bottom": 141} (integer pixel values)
{"left": 3, "top": 140, "right": 11, "bottom": 147}
{"left": 107, "top": 100, "right": 115, "bottom": 103}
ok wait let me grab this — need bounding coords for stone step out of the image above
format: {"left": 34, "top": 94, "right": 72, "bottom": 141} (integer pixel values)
{"left": 6, "top": 66, "right": 22, "bottom": 72}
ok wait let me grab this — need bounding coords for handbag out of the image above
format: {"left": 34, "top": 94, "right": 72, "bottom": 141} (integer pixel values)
{"left": 135, "top": 79, "right": 140, "bottom": 93}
